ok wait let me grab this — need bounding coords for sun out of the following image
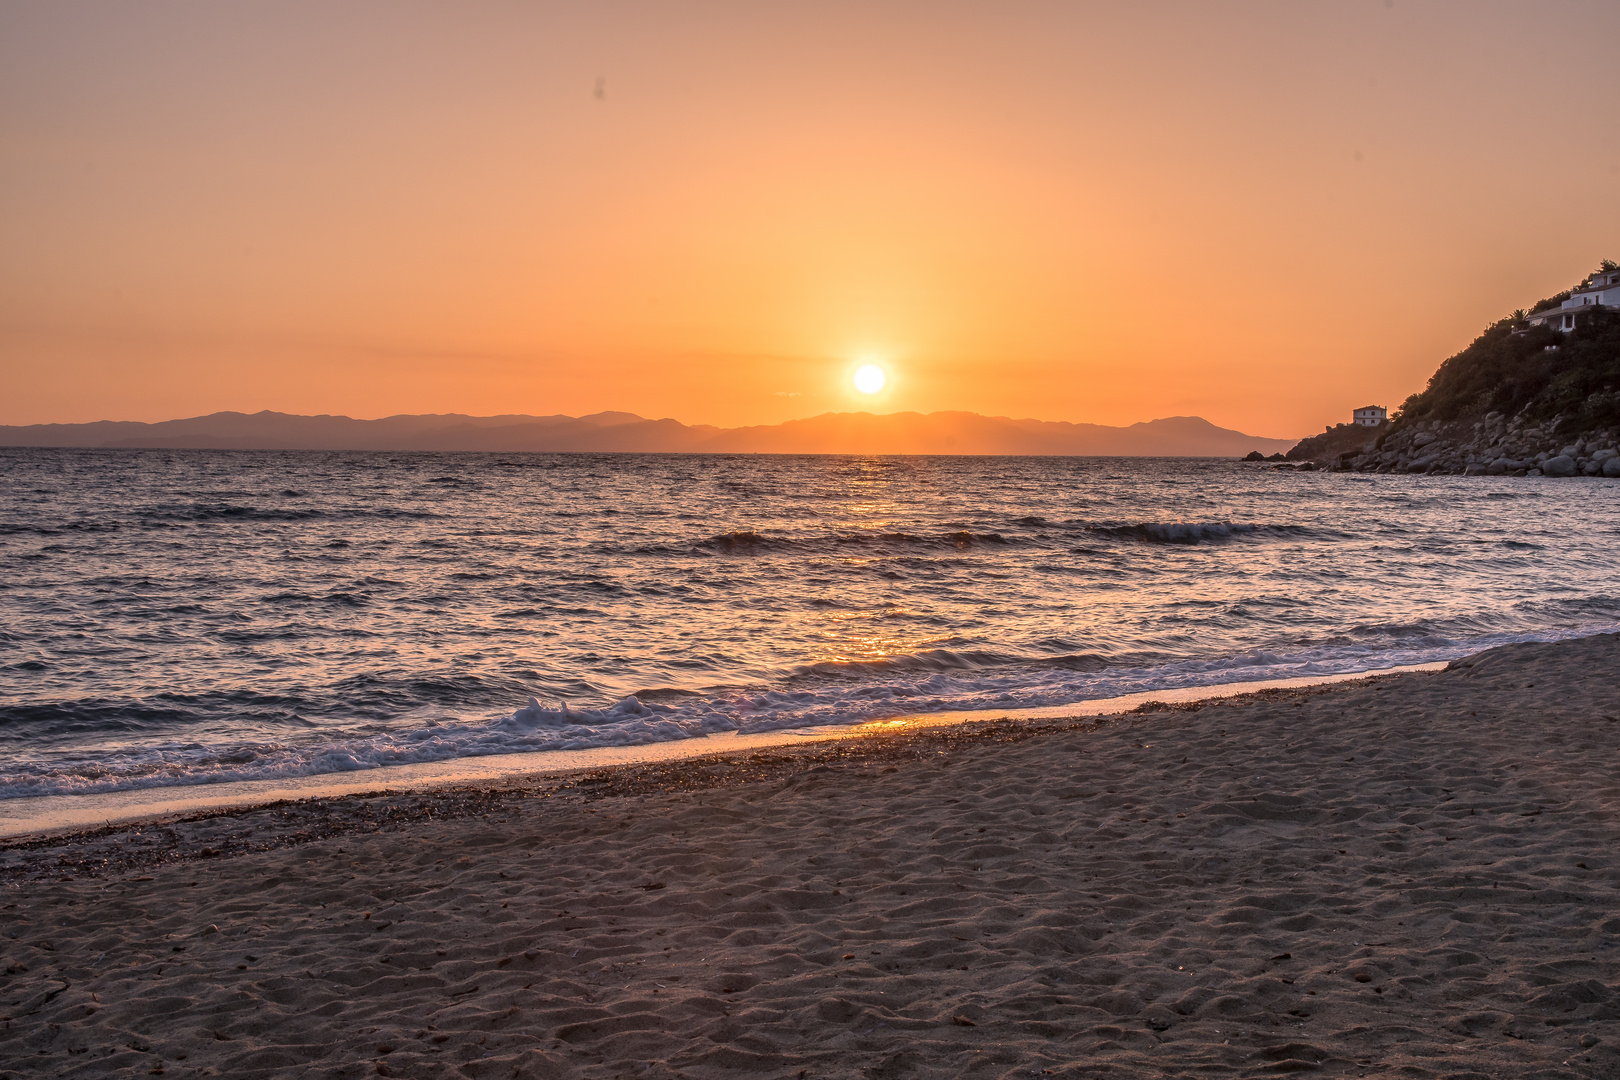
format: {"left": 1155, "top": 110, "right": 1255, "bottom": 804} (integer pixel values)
{"left": 853, "top": 364, "right": 886, "bottom": 394}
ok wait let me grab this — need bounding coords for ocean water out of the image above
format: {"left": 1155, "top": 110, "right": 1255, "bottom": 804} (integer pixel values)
{"left": 2, "top": 448, "right": 1618, "bottom": 801}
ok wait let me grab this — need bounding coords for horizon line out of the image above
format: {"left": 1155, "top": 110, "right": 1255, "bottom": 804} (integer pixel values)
{"left": 0, "top": 406, "right": 1303, "bottom": 442}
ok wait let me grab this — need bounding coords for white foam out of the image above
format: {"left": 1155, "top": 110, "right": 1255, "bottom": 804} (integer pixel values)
{"left": 3, "top": 623, "right": 1613, "bottom": 800}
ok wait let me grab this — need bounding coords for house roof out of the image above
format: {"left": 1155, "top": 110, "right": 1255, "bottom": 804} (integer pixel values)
{"left": 1353, "top": 405, "right": 1386, "bottom": 413}
{"left": 1531, "top": 307, "right": 1597, "bottom": 323}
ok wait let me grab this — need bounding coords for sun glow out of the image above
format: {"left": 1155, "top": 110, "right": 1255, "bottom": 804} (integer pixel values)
{"left": 853, "top": 364, "right": 887, "bottom": 395}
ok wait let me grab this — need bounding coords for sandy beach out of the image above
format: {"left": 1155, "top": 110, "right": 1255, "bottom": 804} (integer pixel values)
{"left": 3, "top": 634, "right": 1619, "bottom": 1079}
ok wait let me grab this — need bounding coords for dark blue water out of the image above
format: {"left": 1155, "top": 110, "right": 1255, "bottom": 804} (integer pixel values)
{"left": 3, "top": 448, "right": 1618, "bottom": 798}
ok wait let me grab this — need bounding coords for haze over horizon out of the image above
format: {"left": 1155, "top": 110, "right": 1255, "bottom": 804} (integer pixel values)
{"left": 0, "top": 406, "right": 1301, "bottom": 457}
{"left": 3, "top": 1, "right": 1617, "bottom": 432}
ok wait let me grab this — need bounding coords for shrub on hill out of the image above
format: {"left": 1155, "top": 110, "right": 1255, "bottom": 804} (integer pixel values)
{"left": 1285, "top": 421, "right": 1381, "bottom": 462}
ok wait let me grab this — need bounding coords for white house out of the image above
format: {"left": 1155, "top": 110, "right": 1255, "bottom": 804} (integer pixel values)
{"left": 1526, "top": 265, "right": 1620, "bottom": 332}
{"left": 1353, "top": 405, "right": 1387, "bottom": 427}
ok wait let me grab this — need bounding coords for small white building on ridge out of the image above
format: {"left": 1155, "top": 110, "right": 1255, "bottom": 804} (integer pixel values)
{"left": 1353, "top": 405, "right": 1387, "bottom": 427}
{"left": 1526, "top": 265, "right": 1620, "bottom": 332}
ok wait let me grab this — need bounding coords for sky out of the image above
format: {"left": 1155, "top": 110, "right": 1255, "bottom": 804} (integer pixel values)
{"left": 2, "top": 1, "right": 1617, "bottom": 437}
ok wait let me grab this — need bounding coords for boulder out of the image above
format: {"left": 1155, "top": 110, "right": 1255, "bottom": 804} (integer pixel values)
{"left": 1243, "top": 450, "right": 1265, "bottom": 462}
{"left": 1592, "top": 448, "right": 1618, "bottom": 463}
{"left": 1605, "top": 457, "right": 1620, "bottom": 478}
{"left": 1541, "top": 455, "right": 1577, "bottom": 477}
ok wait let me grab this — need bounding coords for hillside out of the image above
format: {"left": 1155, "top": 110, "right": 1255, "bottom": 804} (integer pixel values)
{"left": 1284, "top": 421, "right": 1382, "bottom": 463}
{"left": 1292, "top": 264, "right": 1620, "bottom": 476}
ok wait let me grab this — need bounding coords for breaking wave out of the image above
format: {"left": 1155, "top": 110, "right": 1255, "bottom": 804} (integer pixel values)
{"left": 1084, "top": 521, "right": 1317, "bottom": 544}
{"left": 5, "top": 622, "right": 1616, "bottom": 800}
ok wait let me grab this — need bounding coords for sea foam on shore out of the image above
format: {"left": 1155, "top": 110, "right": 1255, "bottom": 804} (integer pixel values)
{"left": 0, "top": 625, "right": 1603, "bottom": 801}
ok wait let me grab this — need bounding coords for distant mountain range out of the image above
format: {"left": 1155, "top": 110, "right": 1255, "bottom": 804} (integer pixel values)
{"left": 0, "top": 410, "right": 1297, "bottom": 457}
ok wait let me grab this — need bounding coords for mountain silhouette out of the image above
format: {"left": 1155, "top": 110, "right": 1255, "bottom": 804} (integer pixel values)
{"left": 0, "top": 410, "right": 1296, "bottom": 456}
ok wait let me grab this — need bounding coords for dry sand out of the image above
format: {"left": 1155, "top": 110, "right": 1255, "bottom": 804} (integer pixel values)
{"left": 3, "top": 635, "right": 1619, "bottom": 1079}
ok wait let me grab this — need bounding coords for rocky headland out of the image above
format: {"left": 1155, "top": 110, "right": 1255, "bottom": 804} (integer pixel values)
{"left": 1289, "top": 414, "right": 1620, "bottom": 477}
{"left": 1280, "top": 263, "right": 1620, "bottom": 476}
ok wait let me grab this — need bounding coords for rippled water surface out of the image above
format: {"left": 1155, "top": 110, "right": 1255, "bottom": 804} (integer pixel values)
{"left": 3, "top": 448, "right": 1618, "bottom": 797}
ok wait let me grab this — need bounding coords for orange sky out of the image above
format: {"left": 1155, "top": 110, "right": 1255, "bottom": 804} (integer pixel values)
{"left": 2, "top": 1, "right": 1617, "bottom": 437}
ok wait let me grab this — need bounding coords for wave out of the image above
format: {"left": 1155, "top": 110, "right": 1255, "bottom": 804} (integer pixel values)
{"left": 587, "top": 518, "right": 1371, "bottom": 563}
{"left": 6, "top": 624, "right": 1614, "bottom": 800}
{"left": 0, "top": 693, "right": 313, "bottom": 738}
{"left": 160, "top": 503, "right": 446, "bottom": 523}
{"left": 0, "top": 673, "right": 530, "bottom": 741}
{"left": 788, "top": 648, "right": 1027, "bottom": 680}
{"left": 699, "top": 530, "right": 786, "bottom": 552}
{"left": 695, "top": 529, "right": 1019, "bottom": 554}
{"left": 0, "top": 521, "right": 121, "bottom": 536}
{"left": 3, "top": 504, "right": 448, "bottom": 531}
{"left": 788, "top": 649, "right": 1118, "bottom": 680}
{"left": 944, "top": 531, "right": 1009, "bottom": 547}
{"left": 1084, "top": 521, "right": 1317, "bottom": 544}
{"left": 692, "top": 522, "right": 1324, "bottom": 554}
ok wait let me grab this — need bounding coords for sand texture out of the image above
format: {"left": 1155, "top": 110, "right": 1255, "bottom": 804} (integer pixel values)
{"left": 3, "top": 635, "right": 1620, "bottom": 1079}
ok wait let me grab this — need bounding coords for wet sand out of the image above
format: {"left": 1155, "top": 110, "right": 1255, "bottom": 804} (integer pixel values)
{"left": 3, "top": 635, "right": 1619, "bottom": 1078}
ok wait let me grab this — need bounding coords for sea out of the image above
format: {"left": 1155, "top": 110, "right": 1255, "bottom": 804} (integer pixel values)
{"left": 3, "top": 448, "right": 1618, "bottom": 804}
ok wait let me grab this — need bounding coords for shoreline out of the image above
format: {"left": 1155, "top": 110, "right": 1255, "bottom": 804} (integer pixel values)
{"left": 0, "top": 661, "right": 1449, "bottom": 846}
{"left": 3, "top": 634, "right": 1617, "bottom": 1078}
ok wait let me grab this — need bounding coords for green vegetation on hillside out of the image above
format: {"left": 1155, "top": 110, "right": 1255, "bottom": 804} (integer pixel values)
{"left": 1393, "top": 270, "right": 1620, "bottom": 435}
